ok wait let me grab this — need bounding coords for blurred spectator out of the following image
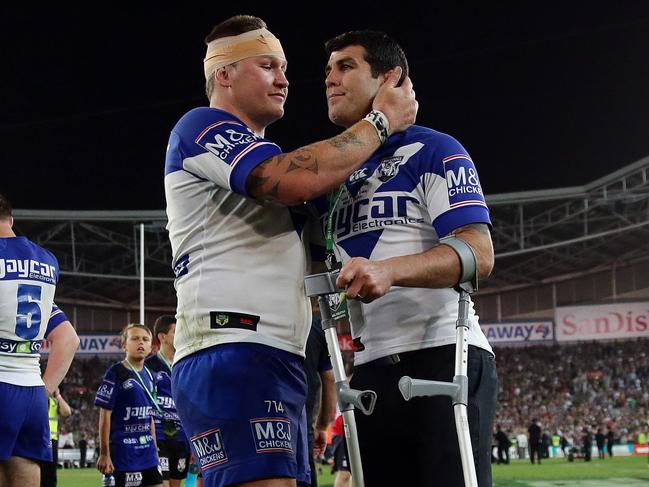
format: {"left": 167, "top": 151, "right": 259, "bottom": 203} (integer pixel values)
{"left": 528, "top": 419, "right": 542, "bottom": 464}
{"left": 79, "top": 433, "right": 88, "bottom": 468}
{"left": 606, "top": 427, "right": 615, "bottom": 457}
{"left": 541, "top": 431, "right": 551, "bottom": 458}
{"left": 495, "top": 425, "right": 511, "bottom": 464}
{"left": 582, "top": 427, "right": 592, "bottom": 461}
{"left": 516, "top": 431, "right": 527, "bottom": 459}
{"left": 41, "top": 388, "right": 72, "bottom": 486}
{"left": 595, "top": 428, "right": 605, "bottom": 459}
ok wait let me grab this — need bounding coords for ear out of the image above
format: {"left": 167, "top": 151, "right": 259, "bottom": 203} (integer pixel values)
{"left": 214, "top": 66, "right": 234, "bottom": 88}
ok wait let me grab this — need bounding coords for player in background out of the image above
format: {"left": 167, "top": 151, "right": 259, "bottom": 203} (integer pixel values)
{"left": 96, "top": 324, "right": 163, "bottom": 487}
{"left": 145, "top": 316, "right": 190, "bottom": 487}
{"left": 0, "top": 193, "right": 79, "bottom": 486}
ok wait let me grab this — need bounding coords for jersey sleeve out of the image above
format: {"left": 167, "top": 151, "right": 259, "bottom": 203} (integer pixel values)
{"left": 95, "top": 367, "right": 118, "bottom": 410}
{"left": 166, "top": 108, "right": 282, "bottom": 196}
{"left": 422, "top": 134, "right": 491, "bottom": 237}
{"left": 44, "top": 303, "right": 69, "bottom": 338}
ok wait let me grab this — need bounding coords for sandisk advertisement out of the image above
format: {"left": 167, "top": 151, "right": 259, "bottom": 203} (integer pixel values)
{"left": 555, "top": 302, "right": 649, "bottom": 342}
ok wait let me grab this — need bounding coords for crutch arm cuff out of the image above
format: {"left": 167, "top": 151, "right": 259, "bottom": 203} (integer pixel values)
{"left": 439, "top": 236, "right": 478, "bottom": 292}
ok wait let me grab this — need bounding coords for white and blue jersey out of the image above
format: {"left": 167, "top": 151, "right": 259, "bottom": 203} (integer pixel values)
{"left": 95, "top": 362, "right": 159, "bottom": 471}
{"left": 0, "top": 236, "right": 68, "bottom": 386}
{"left": 164, "top": 107, "right": 311, "bottom": 362}
{"left": 312, "top": 126, "right": 494, "bottom": 364}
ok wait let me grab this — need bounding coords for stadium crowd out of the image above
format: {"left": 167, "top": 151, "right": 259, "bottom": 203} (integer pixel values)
{"left": 495, "top": 339, "right": 649, "bottom": 450}
{"left": 45, "top": 338, "right": 649, "bottom": 458}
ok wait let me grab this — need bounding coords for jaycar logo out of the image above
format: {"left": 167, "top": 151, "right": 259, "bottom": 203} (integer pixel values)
{"left": 333, "top": 193, "right": 423, "bottom": 239}
{"left": 0, "top": 258, "right": 56, "bottom": 283}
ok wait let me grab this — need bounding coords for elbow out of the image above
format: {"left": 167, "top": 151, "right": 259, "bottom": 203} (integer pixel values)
{"left": 66, "top": 323, "right": 81, "bottom": 350}
{"left": 278, "top": 185, "right": 319, "bottom": 207}
{"left": 478, "top": 253, "right": 495, "bottom": 279}
{"left": 66, "top": 332, "right": 81, "bottom": 353}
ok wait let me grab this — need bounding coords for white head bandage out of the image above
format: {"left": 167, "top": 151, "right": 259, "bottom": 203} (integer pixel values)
{"left": 203, "top": 28, "right": 285, "bottom": 80}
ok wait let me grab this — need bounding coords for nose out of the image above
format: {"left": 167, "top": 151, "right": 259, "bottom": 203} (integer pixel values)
{"left": 325, "top": 69, "right": 340, "bottom": 88}
{"left": 275, "top": 69, "right": 289, "bottom": 88}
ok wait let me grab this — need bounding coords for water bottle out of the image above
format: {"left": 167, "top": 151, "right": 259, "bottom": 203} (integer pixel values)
{"left": 102, "top": 473, "right": 116, "bottom": 487}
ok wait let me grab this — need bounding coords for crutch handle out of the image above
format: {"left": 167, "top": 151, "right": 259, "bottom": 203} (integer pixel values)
{"left": 398, "top": 376, "right": 460, "bottom": 402}
{"left": 356, "top": 390, "right": 377, "bottom": 415}
{"left": 304, "top": 270, "right": 341, "bottom": 297}
{"left": 338, "top": 384, "right": 377, "bottom": 416}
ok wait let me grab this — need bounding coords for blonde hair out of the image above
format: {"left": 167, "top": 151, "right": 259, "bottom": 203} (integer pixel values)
{"left": 120, "top": 323, "right": 152, "bottom": 346}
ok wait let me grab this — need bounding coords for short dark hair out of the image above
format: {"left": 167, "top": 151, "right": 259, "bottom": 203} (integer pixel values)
{"left": 204, "top": 15, "right": 268, "bottom": 100}
{"left": 0, "top": 193, "right": 12, "bottom": 220}
{"left": 154, "top": 314, "right": 176, "bottom": 338}
{"left": 325, "top": 30, "right": 409, "bottom": 84}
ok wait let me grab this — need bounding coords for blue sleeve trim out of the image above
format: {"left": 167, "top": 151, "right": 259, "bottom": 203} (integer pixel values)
{"left": 432, "top": 205, "right": 492, "bottom": 238}
{"left": 164, "top": 132, "right": 184, "bottom": 176}
{"left": 44, "top": 304, "right": 69, "bottom": 338}
{"left": 230, "top": 143, "right": 283, "bottom": 196}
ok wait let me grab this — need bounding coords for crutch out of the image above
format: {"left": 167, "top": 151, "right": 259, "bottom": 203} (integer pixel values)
{"left": 304, "top": 270, "right": 377, "bottom": 487}
{"left": 398, "top": 236, "right": 480, "bottom": 487}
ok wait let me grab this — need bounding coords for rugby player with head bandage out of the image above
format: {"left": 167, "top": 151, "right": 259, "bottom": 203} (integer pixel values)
{"left": 164, "top": 14, "right": 417, "bottom": 487}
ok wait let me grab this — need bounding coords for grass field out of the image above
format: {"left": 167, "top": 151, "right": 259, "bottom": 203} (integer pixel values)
{"left": 59, "top": 456, "right": 649, "bottom": 486}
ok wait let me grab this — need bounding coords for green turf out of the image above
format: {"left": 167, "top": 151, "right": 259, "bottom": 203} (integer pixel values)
{"left": 492, "top": 456, "right": 649, "bottom": 486}
{"left": 58, "top": 456, "right": 649, "bottom": 487}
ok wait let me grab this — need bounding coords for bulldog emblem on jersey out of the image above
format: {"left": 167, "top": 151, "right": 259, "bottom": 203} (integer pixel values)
{"left": 377, "top": 156, "right": 404, "bottom": 182}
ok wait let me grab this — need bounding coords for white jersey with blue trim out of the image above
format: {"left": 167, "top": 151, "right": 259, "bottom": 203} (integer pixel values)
{"left": 315, "top": 126, "right": 493, "bottom": 365}
{"left": 165, "top": 107, "right": 311, "bottom": 361}
{"left": 0, "top": 236, "right": 67, "bottom": 385}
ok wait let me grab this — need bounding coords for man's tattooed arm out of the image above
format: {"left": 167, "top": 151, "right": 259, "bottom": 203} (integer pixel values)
{"left": 246, "top": 129, "right": 370, "bottom": 204}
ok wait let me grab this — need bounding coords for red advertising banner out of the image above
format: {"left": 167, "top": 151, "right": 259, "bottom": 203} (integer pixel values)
{"left": 633, "top": 444, "right": 649, "bottom": 456}
{"left": 555, "top": 302, "right": 649, "bottom": 342}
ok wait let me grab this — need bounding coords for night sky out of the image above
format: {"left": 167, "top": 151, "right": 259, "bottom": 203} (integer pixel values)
{"left": 3, "top": 3, "right": 649, "bottom": 210}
